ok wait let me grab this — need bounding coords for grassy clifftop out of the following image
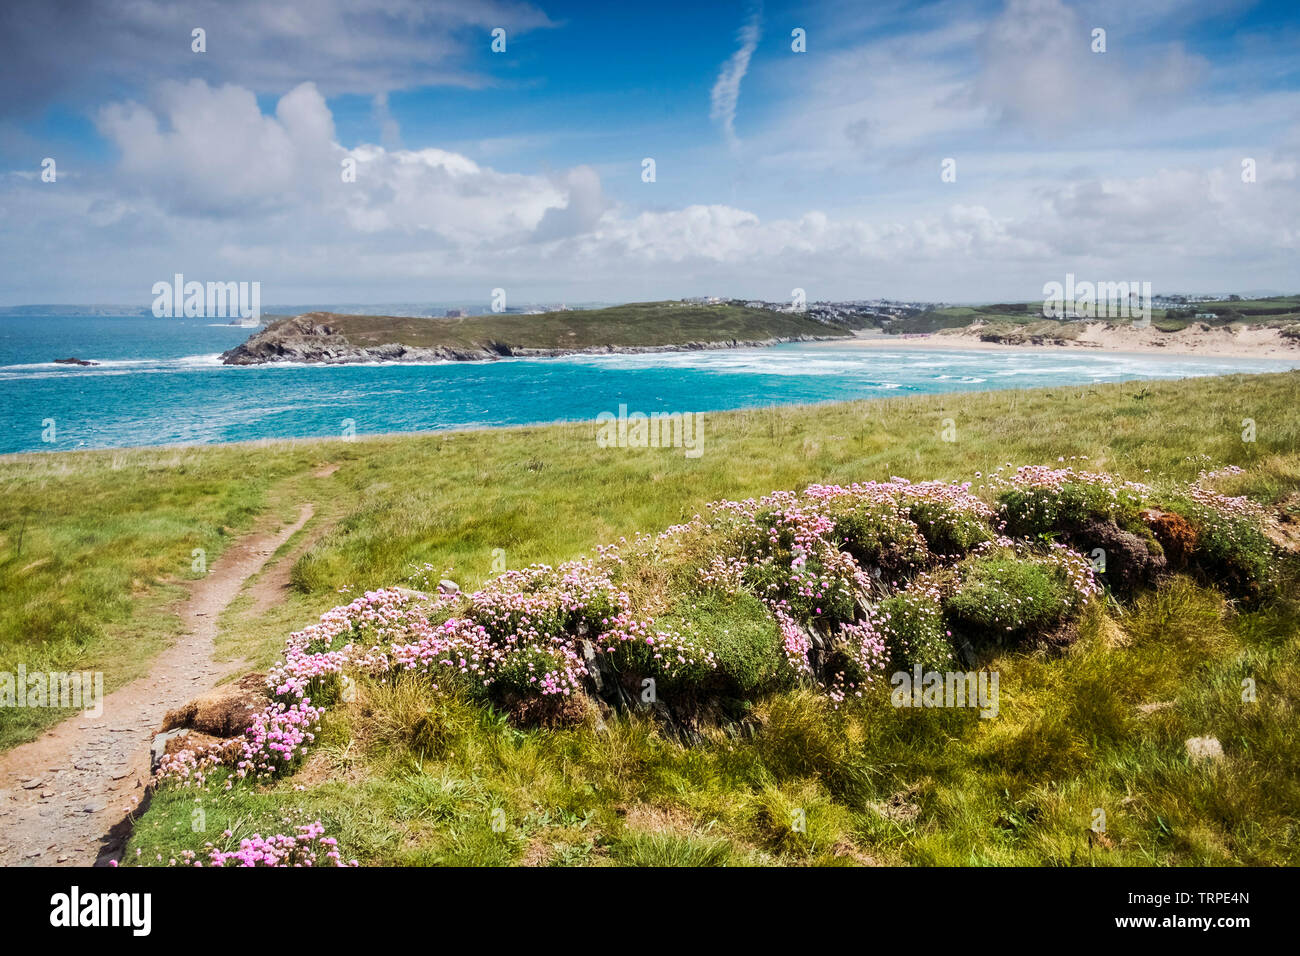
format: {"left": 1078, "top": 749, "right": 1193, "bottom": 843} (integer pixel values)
{"left": 222, "top": 301, "right": 851, "bottom": 364}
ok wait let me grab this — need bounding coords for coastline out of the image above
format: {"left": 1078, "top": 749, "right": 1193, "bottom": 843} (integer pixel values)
{"left": 5, "top": 364, "right": 1298, "bottom": 463}
{"left": 222, "top": 313, "right": 1300, "bottom": 365}
{"left": 218, "top": 309, "right": 854, "bottom": 366}
{"left": 810, "top": 322, "right": 1300, "bottom": 359}
{"left": 220, "top": 331, "right": 851, "bottom": 365}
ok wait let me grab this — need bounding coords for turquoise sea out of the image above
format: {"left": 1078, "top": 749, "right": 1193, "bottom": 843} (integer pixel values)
{"left": 1, "top": 314, "right": 1296, "bottom": 456}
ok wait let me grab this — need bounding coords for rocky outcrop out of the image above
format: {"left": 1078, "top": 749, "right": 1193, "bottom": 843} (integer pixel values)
{"left": 220, "top": 312, "right": 843, "bottom": 366}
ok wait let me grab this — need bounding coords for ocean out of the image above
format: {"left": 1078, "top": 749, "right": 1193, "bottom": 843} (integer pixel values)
{"left": 1, "top": 314, "right": 1296, "bottom": 456}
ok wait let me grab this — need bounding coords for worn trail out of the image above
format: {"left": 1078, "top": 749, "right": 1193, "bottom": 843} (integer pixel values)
{"left": 0, "top": 504, "right": 314, "bottom": 866}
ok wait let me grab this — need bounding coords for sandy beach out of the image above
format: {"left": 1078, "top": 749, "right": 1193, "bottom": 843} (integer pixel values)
{"left": 811, "top": 322, "right": 1300, "bottom": 359}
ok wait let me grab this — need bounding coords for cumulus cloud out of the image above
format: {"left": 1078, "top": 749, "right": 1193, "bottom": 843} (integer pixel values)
{"left": 710, "top": 9, "right": 763, "bottom": 148}
{"left": 3, "top": 4, "right": 1298, "bottom": 305}
{"left": 97, "top": 81, "right": 339, "bottom": 216}
{"left": 3, "top": 145, "right": 1297, "bottom": 302}
{"left": 531, "top": 166, "right": 610, "bottom": 242}
{"left": 90, "top": 79, "right": 588, "bottom": 241}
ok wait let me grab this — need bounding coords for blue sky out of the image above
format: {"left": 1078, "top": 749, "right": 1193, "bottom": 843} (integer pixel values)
{"left": 0, "top": 0, "right": 1297, "bottom": 304}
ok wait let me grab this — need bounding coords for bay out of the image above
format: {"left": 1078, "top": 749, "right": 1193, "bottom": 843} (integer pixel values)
{"left": 1, "top": 314, "right": 1295, "bottom": 455}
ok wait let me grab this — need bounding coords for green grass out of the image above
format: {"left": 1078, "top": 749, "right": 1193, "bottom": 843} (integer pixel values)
{"left": 264, "top": 300, "right": 851, "bottom": 352}
{"left": 4, "top": 371, "right": 1298, "bottom": 747}
{"left": 4, "top": 371, "right": 1300, "bottom": 866}
{"left": 971, "top": 320, "right": 1084, "bottom": 344}
{"left": 0, "top": 446, "right": 330, "bottom": 747}
{"left": 127, "top": 567, "right": 1300, "bottom": 866}
{"left": 946, "top": 553, "right": 1076, "bottom": 646}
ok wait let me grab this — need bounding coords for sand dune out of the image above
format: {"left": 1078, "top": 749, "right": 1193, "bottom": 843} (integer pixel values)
{"left": 814, "top": 322, "right": 1300, "bottom": 359}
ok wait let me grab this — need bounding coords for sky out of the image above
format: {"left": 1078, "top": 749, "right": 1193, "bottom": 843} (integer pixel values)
{"left": 0, "top": 0, "right": 1297, "bottom": 306}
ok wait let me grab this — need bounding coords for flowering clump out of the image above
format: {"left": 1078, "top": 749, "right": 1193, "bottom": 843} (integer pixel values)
{"left": 991, "top": 464, "right": 1150, "bottom": 537}
{"left": 233, "top": 699, "right": 324, "bottom": 784}
{"left": 1158, "top": 466, "right": 1276, "bottom": 599}
{"left": 875, "top": 580, "right": 957, "bottom": 672}
{"left": 945, "top": 544, "right": 1102, "bottom": 648}
{"left": 155, "top": 462, "right": 1275, "bottom": 799}
{"left": 823, "top": 618, "right": 892, "bottom": 704}
{"left": 204, "top": 822, "right": 358, "bottom": 867}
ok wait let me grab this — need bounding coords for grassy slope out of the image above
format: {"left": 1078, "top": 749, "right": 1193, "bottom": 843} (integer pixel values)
{"left": 4, "top": 372, "right": 1299, "bottom": 865}
{"left": 296, "top": 301, "right": 851, "bottom": 351}
{"left": 0, "top": 448, "right": 338, "bottom": 747}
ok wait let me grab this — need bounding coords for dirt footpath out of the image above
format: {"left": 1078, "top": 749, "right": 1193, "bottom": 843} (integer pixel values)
{"left": 0, "top": 504, "right": 314, "bottom": 866}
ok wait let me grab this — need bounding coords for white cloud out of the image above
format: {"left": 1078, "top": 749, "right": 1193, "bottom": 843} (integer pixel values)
{"left": 4, "top": 15, "right": 1299, "bottom": 307}
{"left": 972, "top": 0, "right": 1207, "bottom": 132}
{"left": 710, "top": 10, "right": 763, "bottom": 148}
{"left": 97, "top": 81, "right": 338, "bottom": 215}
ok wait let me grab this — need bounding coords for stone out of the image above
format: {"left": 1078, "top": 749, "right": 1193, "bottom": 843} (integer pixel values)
{"left": 151, "top": 728, "right": 243, "bottom": 772}
{"left": 580, "top": 640, "right": 603, "bottom": 693}
{"left": 437, "top": 579, "right": 460, "bottom": 595}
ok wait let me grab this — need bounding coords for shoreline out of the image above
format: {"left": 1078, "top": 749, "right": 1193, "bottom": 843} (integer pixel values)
{"left": 219, "top": 332, "right": 851, "bottom": 366}
{"left": 811, "top": 322, "right": 1300, "bottom": 360}
{"left": 4, "top": 365, "right": 1297, "bottom": 463}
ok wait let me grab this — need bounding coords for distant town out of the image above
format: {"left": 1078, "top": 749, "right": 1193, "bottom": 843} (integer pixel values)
{"left": 0, "top": 291, "right": 1279, "bottom": 332}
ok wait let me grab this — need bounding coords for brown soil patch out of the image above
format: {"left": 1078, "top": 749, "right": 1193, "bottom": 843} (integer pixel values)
{"left": 1263, "top": 493, "right": 1300, "bottom": 554}
{"left": 240, "top": 515, "right": 332, "bottom": 619}
{"left": 831, "top": 840, "right": 881, "bottom": 866}
{"left": 1143, "top": 509, "right": 1199, "bottom": 567}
